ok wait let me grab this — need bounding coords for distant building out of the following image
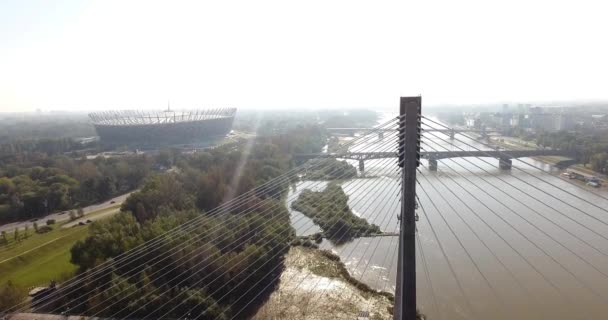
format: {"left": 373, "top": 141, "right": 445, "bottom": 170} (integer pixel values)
{"left": 464, "top": 114, "right": 481, "bottom": 128}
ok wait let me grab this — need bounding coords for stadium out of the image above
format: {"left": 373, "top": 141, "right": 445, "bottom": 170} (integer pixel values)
{"left": 89, "top": 108, "right": 236, "bottom": 147}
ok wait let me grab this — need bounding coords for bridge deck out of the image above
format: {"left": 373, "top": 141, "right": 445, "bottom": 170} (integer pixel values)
{"left": 296, "top": 150, "right": 574, "bottom": 160}
{"left": 326, "top": 127, "right": 496, "bottom": 133}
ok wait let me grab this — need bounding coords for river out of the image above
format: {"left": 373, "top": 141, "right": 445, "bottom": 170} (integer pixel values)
{"left": 286, "top": 112, "right": 608, "bottom": 320}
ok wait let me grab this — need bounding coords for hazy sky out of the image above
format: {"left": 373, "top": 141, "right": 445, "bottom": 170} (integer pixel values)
{"left": 1, "top": 0, "right": 607, "bottom": 112}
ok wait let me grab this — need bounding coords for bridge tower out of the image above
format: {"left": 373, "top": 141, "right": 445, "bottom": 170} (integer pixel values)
{"left": 395, "top": 96, "right": 420, "bottom": 320}
{"left": 359, "top": 159, "right": 365, "bottom": 172}
{"left": 449, "top": 128, "right": 455, "bottom": 140}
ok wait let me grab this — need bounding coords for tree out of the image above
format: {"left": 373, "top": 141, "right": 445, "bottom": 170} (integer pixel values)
{"left": 46, "top": 219, "right": 56, "bottom": 225}
{"left": 24, "top": 224, "right": 29, "bottom": 238}
{"left": 33, "top": 221, "right": 39, "bottom": 233}
{"left": 135, "top": 202, "right": 147, "bottom": 223}
{"left": 0, "top": 281, "right": 25, "bottom": 311}
{"left": 1, "top": 231, "right": 7, "bottom": 244}
{"left": 69, "top": 210, "right": 77, "bottom": 221}
{"left": 77, "top": 207, "right": 85, "bottom": 218}
{"left": 13, "top": 228, "right": 19, "bottom": 242}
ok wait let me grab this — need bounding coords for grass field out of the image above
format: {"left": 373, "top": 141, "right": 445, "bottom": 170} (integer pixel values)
{"left": 0, "top": 224, "right": 90, "bottom": 289}
{"left": 0, "top": 204, "right": 124, "bottom": 311}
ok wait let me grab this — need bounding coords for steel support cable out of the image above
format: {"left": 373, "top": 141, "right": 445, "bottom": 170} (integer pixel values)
{"left": 228, "top": 127, "right": 418, "bottom": 318}
{"left": 363, "top": 222, "right": 400, "bottom": 317}
{"left": 414, "top": 169, "right": 588, "bottom": 320}
{"left": 295, "top": 180, "right": 401, "bottom": 317}
{"left": 23, "top": 119, "right": 402, "bottom": 316}
{"left": 226, "top": 135, "right": 416, "bottom": 314}
{"left": 421, "top": 116, "right": 608, "bottom": 210}
{"left": 421, "top": 131, "right": 608, "bottom": 257}
{"left": 172, "top": 156, "right": 403, "bottom": 320}
{"left": 425, "top": 132, "right": 608, "bottom": 270}
{"left": 38, "top": 148, "right": 394, "bottom": 316}
{"left": 415, "top": 192, "right": 478, "bottom": 319}
{"left": 416, "top": 169, "right": 546, "bottom": 320}
{"left": 214, "top": 190, "right": 399, "bottom": 320}
{"left": 226, "top": 190, "right": 400, "bottom": 320}
{"left": 286, "top": 131, "right": 412, "bottom": 315}
{"left": 120, "top": 168, "right": 400, "bottom": 320}
{"left": 418, "top": 122, "right": 608, "bottom": 230}
{"left": 222, "top": 178, "right": 402, "bottom": 320}
{"left": 331, "top": 195, "right": 402, "bottom": 318}
{"left": 36, "top": 175, "right": 400, "bottom": 316}
{"left": 26, "top": 118, "right": 403, "bottom": 314}
{"left": 159, "top": 162, "right": 402, "bottom": 315}
{"left": 72, "top": 142, "right": 402, "bottom": 319}
{"left": 416, "top": 180, "right": 512, "bottom": 320}
{"left": 415, "top": 178, "right": 509, "bottom": 316}
{"left": 416, "top": 146, "right": 605, "bottom": 316}
{"left": 120, "top": 153, "right": 402, "bottom": 320}
{"left": 416, "top": 231, "right": 440, "bottom": 320}
{"left": 47, "top": 130, "right": 404, "bottom": 318}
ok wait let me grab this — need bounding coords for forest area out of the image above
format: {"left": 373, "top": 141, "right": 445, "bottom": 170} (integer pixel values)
{"left": 534, "top": 130, "right": 608, "bottom": 173}
{"left": 34, "top": 125, "right": 328, "bottom": 319}
{"left": 0, "top": 152, "right": 155, "bottom": 224}
{"left": 0, "top": 112, "right": 158, "bottom": 224}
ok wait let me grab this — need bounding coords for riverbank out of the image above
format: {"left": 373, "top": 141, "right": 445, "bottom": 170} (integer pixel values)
{"left": 252, "top": 246, "right": 395, "bottom": 320}
{"left": 489, "top": 136, "right": 608, "bottom": 189}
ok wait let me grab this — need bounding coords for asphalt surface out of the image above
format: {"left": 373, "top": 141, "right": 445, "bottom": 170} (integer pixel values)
{"left": 0, "top": 192, "right": 133, "bottom": 233}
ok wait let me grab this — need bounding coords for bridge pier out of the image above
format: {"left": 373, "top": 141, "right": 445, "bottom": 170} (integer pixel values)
{"left": 378, "top": 132, "right": 384, "bottom": 140}
{"left": 428, "top": 158, "right": 438, "bottom": 171}
{"left": 359, "top": 159, "right": 365, "bottom": 172}
{"left": 499, "top": 157, "right": 512, "bottom": 170}
{"left": 449, "top": 129, "right": 455, "bottom": 140}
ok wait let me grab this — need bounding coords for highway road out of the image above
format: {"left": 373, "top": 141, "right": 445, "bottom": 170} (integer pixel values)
{"left": 0, "top": 192, "right": 133, "bottom": 233}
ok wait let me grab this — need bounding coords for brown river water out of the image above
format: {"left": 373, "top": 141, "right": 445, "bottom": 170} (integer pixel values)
{"left": 286, "top": 115, "right": 608, "bottom": 320}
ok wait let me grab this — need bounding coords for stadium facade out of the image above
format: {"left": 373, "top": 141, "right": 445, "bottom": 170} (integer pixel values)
{"left": 89, "top": 108, "right": 236, "bottom": 147}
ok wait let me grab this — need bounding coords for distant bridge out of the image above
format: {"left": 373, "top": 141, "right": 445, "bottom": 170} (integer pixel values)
{"left": 296, "top": 149, "right": 575, "bottom": 171}
{"left": 327, "top": 127, "right": 501, "bottom": 139}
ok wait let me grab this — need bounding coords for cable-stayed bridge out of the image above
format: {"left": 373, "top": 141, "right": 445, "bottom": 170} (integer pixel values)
{"left": 5, "top": 97, "right": 608, "bottom": 320}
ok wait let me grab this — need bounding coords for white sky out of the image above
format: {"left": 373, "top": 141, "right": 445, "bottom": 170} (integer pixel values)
{"left": 1, "top": 0, "right": 607, "bottom": 112}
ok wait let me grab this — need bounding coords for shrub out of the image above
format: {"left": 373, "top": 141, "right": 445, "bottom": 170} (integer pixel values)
{"left": 46, "top": 219, "right": 56, "bottom": 225}
{"left": 37, "top": 225, "right": 53, "bottom": 234}
{"left": 0, "top": 281, "right": 26, "bottom": 311}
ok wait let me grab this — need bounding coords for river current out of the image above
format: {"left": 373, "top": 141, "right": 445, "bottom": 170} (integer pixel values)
{"left": 285, "top": 113, "right": 608, "bottom": 320}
